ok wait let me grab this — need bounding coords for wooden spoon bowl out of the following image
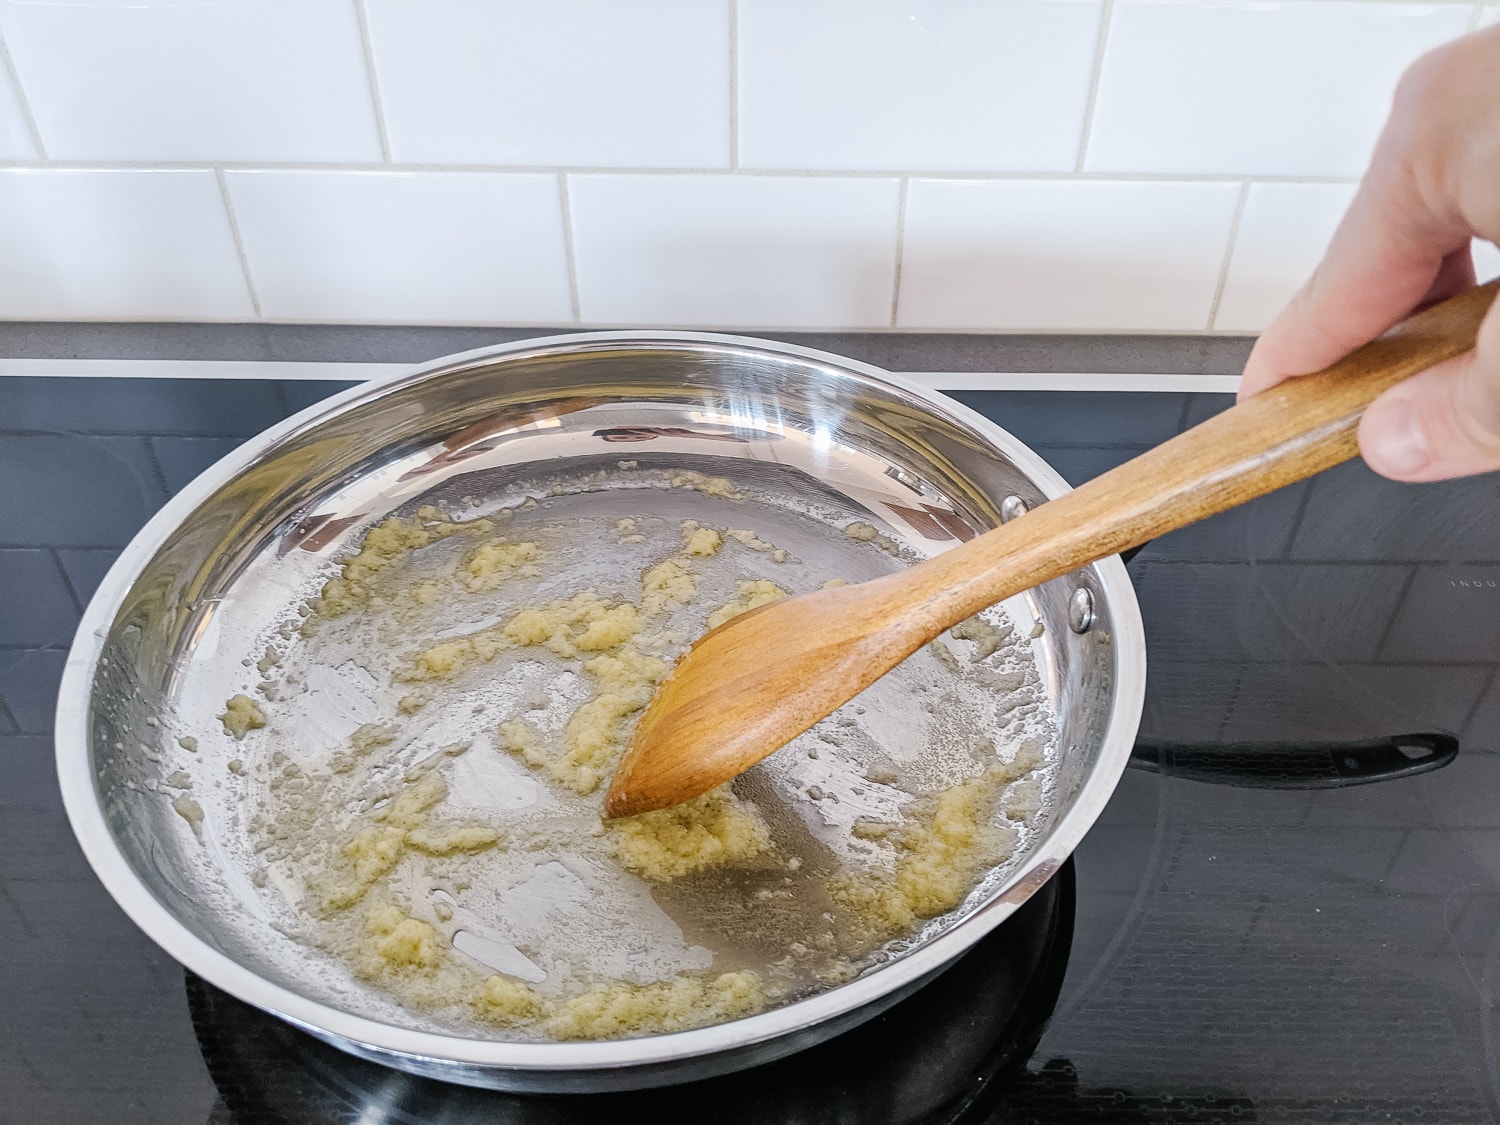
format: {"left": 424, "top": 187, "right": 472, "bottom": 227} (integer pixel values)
{"left": 604, "top": 282, "right": 1500, "bottom": 819}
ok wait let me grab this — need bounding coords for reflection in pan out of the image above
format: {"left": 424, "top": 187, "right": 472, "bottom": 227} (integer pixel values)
{"left": 188, "top": 863, "right": 1074, "bottom": 1125}
{"left": 991, "top": 1058, "right": 1258, "bottom": 1123}
{"left": 593, "top": 427, "right": 757, "bottom": 444}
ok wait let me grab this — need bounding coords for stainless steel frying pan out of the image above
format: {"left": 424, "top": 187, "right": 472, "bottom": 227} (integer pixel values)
{"left": 55, "top": 332, "right": 1145, "bottom": 1092}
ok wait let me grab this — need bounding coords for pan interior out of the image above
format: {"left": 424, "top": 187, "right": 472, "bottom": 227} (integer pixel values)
{"left": 84, "top": 341, "right": 1119, "bottom": 1043}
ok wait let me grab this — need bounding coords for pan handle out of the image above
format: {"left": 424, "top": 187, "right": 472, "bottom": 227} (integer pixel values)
{"left": 1127, "top": 732, "right": 1458, "bottom": 789}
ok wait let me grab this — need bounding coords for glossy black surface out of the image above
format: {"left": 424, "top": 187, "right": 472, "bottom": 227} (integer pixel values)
{"left": 4, "top": 377, "right": 1500, "bottom": 1124}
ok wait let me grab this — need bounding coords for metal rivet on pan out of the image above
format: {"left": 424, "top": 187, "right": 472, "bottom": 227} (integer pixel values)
{"left": 1068, "top": 588, "right": 1095, "bottom": 634}
{"left": 1000, "top": 495, "right": 1028, "bottom": 523}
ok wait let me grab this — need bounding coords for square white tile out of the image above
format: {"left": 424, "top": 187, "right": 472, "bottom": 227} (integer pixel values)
{"left": 898, "top": 179, "right": 1240, "bottom": 330}
{"left": 568, "top": 175, "right": 901, "bottom": 327}
{"left": 1476, "top": 238, "right": 1500, "bottom": 283}
{"left": 365, "top": 0, "right": 729, "bottom": 168}
{"left": 1219, "top": 186, "right": 1500, "bottom": 330}
{"left": 1086, "top": 0, "right": 1472, "bottom": 177}
{"left": 0, "top": 55, "right": 35, "bottom": 159}
{"left": 738, "top": 0, "right": 1103, "bottom": 172}
{"left": 1215, "top": 182, "right": 1358, "bottom": 332}
{"left": 224, "top": 172, "right": 573, "bottom": 324}
{"left": 0, "top": 0, "right": 381, "bottom": 162}
{"left": 0, "top": 170, "right": 252, "bottom": 319}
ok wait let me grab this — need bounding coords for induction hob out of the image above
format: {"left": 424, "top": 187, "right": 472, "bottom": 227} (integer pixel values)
{"left": 3, "top": 374, "right": 1498, "bottom": 1125}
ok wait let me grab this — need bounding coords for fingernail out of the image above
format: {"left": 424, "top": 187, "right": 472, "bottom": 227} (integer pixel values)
{"left": 1363, "top": 399, "right": 1431, "bottom": 477}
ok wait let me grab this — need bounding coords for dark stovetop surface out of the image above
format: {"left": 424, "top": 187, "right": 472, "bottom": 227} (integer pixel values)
{"left": 3, "top": 376, "right": 1500, "bottom": 1125}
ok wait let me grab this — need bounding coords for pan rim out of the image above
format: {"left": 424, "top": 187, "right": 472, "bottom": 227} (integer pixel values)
{"left": 54, "top": 329, "right": 1146, "bottom": 1076}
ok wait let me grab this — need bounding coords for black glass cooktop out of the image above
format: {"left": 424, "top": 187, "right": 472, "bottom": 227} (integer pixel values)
{"left": 4, "top": 375, "right": 1499, "bottom": 1125}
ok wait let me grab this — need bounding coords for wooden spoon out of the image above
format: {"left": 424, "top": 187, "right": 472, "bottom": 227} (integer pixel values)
{"left": 602, "top": 281, "right": 1499, "bottom": 819}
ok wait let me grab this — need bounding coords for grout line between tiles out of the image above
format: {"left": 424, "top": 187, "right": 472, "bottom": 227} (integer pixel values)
{"left": 558, "top": 174, "right": 582, "bottom": 323}
{"left": 1074, "top": 0, "right": 1115, "bottom": 174}
{"left": 1235, "top": 895, "right": 1271, "bottom": 959}
{"left": 1458, "top": 664, "right": 1498, "bottom": 744}
{"left": 1174, "top": 395, "right": 1195, "bottom": 433}
{"left": 728, "top": 0, "right": 740, "bottom": 170}
{"left": 51, "top": 548, "right": 84, "bottom": 616}
{"left": 889, "top": 178, "right": 909, "bottom": 328}
{"left": 1280, "top": 477, "right": 1316, "bottom": 559}
{"left": 1212, "top": 666, "right": 1248, "bottom": 744}
{"left": 0, "top": 315, "right": 1264, "bottom": 335}
{"left": 140, "top": 435, "right": 173, "bottom": 501}
{"left": 0, "top": 886, "right": 38, "bottom": 939}
{"left": 1466, "top": 2, "right": 1485, "bottom": 30}
{"left": 354, "top": 0, "right": 394, "bottom": 163}
{"left": 0, "top": 160, "right": 1366, "bottom": 186}
{"left": 0, "top": 316, "right": 1262, "bottom": 339}
{"left": 215, "top": 168, "right": 264, "bottom": 319}
{"left": 1373, "top": 826, "right": 1415, "bottom": 880}
{"left": 1436, "top": 896, "right": 1478, "bottom": 959}
{"left": 1206, "top": 182, "right": 1252, "bottom": 331}
{"left": 0, "top": 32, "right": 47, "bottom": 160}
{"left": 1371, "top": 565, "right": 1420, "bottom": 660}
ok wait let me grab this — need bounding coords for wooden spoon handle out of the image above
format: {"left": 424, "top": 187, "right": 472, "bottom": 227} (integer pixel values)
{"left": 901, "top": 280, "right": 1500, "bottom": 632}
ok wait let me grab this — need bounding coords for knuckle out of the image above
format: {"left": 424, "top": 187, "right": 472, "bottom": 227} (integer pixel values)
{"left": 1394, "top": 41, "right": 1462, "bottom": 115}
{"left": 1393, "top": 55, "right": 1438, "bottom": 118}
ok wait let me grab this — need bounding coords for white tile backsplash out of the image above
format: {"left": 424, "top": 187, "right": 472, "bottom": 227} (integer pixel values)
{"left": 364, "top": 0, "right": 730, "bottom": 168}
{"left": 738, "top": 0, "right": 1102, "bottom": 172}
{"left": 225, "top": 171, "right": 573, "bottom": 323}
{"left": 1215, "top": 183, "right": 1359, "bottom": 333}
{"left": 1086, "top": 0, "right": 1472, "bottom": 178}
{"left": 1219, "top": 183, "right": 1500, "bottom": 330}
{"left": 0, "top": 1, "right": 1487, "bottom": 330}
{"left": 0, "top": 0, "right": 381, "bottom": 163}
{"left": 0, "top": 52, "right": 35, "bottom": 159}
{"left": 0, "top": 170, "right": 252, "bottom": 319}
{"left": 898, "top": 179, "right": 1240, "bottom": 331}
{"left": 568, "top": 175, "right": 900, "bottom": 327}
{"left": 1476, "top": 239, "right": 1500, "bottom": 283}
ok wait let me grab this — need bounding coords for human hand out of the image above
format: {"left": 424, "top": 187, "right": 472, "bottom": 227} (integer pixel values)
{"left": 1238, "top": 25, "right": 1500, "bottom": 483}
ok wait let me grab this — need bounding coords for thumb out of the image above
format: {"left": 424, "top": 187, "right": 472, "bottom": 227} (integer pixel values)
{"left": 1358, "top": 300, "right": 1500, "bottom": 482}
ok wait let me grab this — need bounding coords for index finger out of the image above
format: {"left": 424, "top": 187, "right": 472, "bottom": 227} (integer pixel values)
{"left": 1237, "top": 55, "right": 1479, "bottom": 400}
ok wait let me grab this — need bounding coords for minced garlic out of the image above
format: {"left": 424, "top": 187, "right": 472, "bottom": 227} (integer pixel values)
{"left": 706, "top": 580, "right": 787, "bottom": 630}
{"left": 545, "top": 971, "right": 764, "bottom": 1040}
{"left": 610, "top": 786, "right": 772, "bottom": 881}
{"left": 218, "top": 694, "right": 266, "bottom": 740}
